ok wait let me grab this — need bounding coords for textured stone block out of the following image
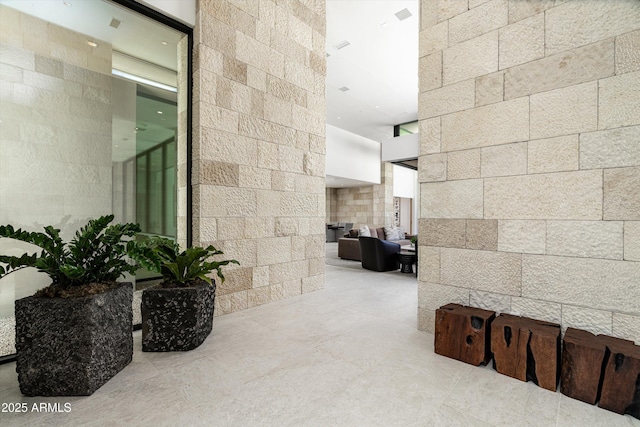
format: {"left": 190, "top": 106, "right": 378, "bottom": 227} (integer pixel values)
{"left": 420, "top": 218, "right": 466, "bottom": 248}
{"left": 625, "top": 221, "right": 640, "bottom": 262}
{"left": 441, "top": 248, "right": 522, "bottom": 295}
{"left": 447, "top": 149, "right": 481, "bottom": 180}
{"left": 499, "top": 13, "right": 544, "bottom": 69}
{"left": 420, "top": 117, "right": 441, "bottom": 155}
{"left": 470, "top": 290, "right": 511, "bottom": 314}
{"left": 505, "top": 39, "right": 613, "bottom": 100}
{"left": 598, "top": 71, "right": 640, "bottom": 129}
{"left": 418, "top": 307, "right": 435, "bottom": 333}
{"left": 545, "top": 0, "right": 640, "bottom": 55}
{"left": 522, "top": 255, "right": 640, "bottom": 313}
{"left": 15, "top": 283, "right": 133, "bottom": 396}
{"left": 614, "top": 312, "right": 640, "bottom": 344}
{"left": 580, "top": 126, "right": 640, "bottom": 170}
{"left": 465, "top": 219, "right": 498, "bottom": 250}
{"left": 257, "top": 237, "right": 292, "bottom": 265}
{"left": 485, "top": 170, "right": 603, "bottom": 220}
{"left": 528, "top": 135, "right": 579, "bottom": 174}
{"left": 616, "top": 29, "right": 640, "bottom": 74}
{"left": 510, "top": 297, "right": 562, "bottom": 325}
{"left": 201, "top": 128, "right": 258, "bottom": 166}
{"left": 508, "top": 0, "right": 555, "bottom": 23}
{"left": 141, "top": 281, "right": 215, "bottom": 352}
{"left": 604, "top": 167, "right": 640, "bottom": 220}
{"left": 302, "top": 274, "right": 323, "bottom": 293}
{"left": 419, "top": 20, "right": 448, "bottom": 57}
{"left": 418, "top": 246, "right": 440, "bottom": 283}
{"left": 530, "top": 82, "right": 598, "bottom": 140}
{"left": 475, "top": 71, "right": 503, "bottom": 107}
{"left": 435, "top": 303, "right": 496, "bottom": 366}
{"left": 546, "top": 221, "right": 623, "bottom": 260}
{"left": 200, "top": 160, "right": 240, "bottom": 186}
{"left": 449, "top": 0, "right": 508, "bottom": 45}
{"left": 562, "top": 304, "right": 613, "bottom": 336}
{"left": 200, "top": 186, "right": 257, "bottom": 218}
{"left": 481, "top": 142, "right": 527, "bottom": 177}
{"left": 441, "top": 97, "right": 529, "bottom": 152}
{"left": 421, "top": 179, "right": 484, "bottom": 219}
{"left": 269, "top": 260, "right": 309, "bottom": 285}
{"left": 420, "top": 78, "right": 475, "bottom": 119}
{"left": 419, "top": 153, "right": 447, "bottom": 182}
{"left": 418, "top": 282, "right": 469, "bottom": 311}
{"left": 443, "top": 31, "right": 498, "bottom": 85}
{"left": 419, "top": 52, "right": 442, "bottom": 92}
{"left": 437, "top": 0, "right": 469, "bottom": 22}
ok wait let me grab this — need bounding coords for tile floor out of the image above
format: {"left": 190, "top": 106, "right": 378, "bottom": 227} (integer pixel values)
{"left": 0, "top": 261, "right": 638, "bottom": 426}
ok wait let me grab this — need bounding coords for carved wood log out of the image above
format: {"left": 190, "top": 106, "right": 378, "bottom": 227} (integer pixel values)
{"left": 560, "top": 328, "right": 608, "bottom": 405}
{"left": 491, "top": 314, "right": 560, "bottom": 391}
{"left": 434, "top": 303, "right": 496, "bottom": 366}
{"left": 599, "top": 336, "right": 640, "bottom": 418}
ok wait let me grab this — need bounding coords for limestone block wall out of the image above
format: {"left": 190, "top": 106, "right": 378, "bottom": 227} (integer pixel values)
{"left": 328, "top": 163, "right": 395, "bottom": 227}
{"left": 0, "top": 5, "right": 113, "bottom": 229}
{"left": 192, "top": 0, "right": 326, "bottom": 315}
{"left": 418, "top": 0, "right": 640, "bottom": 343}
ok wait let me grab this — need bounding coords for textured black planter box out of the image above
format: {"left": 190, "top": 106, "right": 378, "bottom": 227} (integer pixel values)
{"left": 141, "top": 280, "right": 215, "bottom": 352}
{"left": 15, "top": 282, "right": 133, "bottom": 396}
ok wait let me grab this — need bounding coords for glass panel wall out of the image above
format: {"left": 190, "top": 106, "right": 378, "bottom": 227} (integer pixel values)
{"left": 0, "top": 0, "right": 189, "bottom": 357}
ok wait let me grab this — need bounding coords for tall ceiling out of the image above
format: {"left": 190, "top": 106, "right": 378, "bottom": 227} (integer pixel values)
{"left": 326, "top": 0, "right": 419, "bottom": 144}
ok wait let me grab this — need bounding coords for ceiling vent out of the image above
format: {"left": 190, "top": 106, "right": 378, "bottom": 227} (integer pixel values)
{"left": 110, "top": 18, "right": 122, "bottom": 29}
{"left": 339, "top": 86, "right": 350, "bottom": 92}
{"left": 326, "top": 53, "right": 331, "bottom": 58}
{"left": 334, "top": 40, "right": 351, "bottom": 50}
{"left": 395, "top": 8, "right": 412, "bottom": 21}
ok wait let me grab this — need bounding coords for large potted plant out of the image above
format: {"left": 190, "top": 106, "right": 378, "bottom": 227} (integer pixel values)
{"left": 130, "top": 237, "right": 239, "bottom": 352}
{"left": 0, "top": 215, "right": 140, "bottom": 396}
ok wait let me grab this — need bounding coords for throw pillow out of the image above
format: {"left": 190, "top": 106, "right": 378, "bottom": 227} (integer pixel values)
{"left": 397, "top": 226, "right": 406, "bottom": 239}
{"left": 384, "top": 226, "right": 399, "bottom": 241}
{"left": 359, "top": 225, "right": 371, "bottom": 237}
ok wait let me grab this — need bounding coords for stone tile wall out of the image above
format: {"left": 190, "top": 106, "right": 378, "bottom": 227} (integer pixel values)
{"left": 418, "top": 0, "right": 640, "bottom": 344}
{"left": 0, "top": 5, "right": 113, "bottom": 230}
{"left": 193, "top": 0, "right": 326, "bottom": 315}
{"left": 328, "top": 163, "right": 395, "bottom": 227}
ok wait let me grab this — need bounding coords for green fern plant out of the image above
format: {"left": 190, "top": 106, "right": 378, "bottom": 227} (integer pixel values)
{"left": 129, "top": 236, "right": 239, "bottom": 288}
{"left": 0, "top": 215, "right": 140, "bottom": 295}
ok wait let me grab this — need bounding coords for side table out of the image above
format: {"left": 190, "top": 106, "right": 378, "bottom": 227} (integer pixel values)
{"left": 398, "top": 251, "right": 416, "bottom": 274}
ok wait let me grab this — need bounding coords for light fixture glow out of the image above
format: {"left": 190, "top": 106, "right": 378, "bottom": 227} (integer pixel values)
{"left": 87, "top": 41, "right": 98, "bottom": 47}
{"left": 112, "top": 69, "right": 177, "bottom": 93}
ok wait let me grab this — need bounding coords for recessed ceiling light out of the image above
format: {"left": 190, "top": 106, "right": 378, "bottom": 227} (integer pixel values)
{"left": 162, "top": 41, "right": 168, "bottom": 45}
{"left": 87, "top": 41, "right": 98, "bottom": 47}
{"left": 380, "top": 22, "right": 388, "bottom": 28}
{"left": 63, "top": 1, "right": 72, "bottom": 6}
{"left": 339, "top": 86, "right": 350, "bottom": 92}
{"left": 337, "top": 116, "right": 341, "bottom": 120}
{"left": 157, "top": 110, "right": 163, "bottom": 114}
{"left": 334, "top": 40, "right": 350, "bottom": 50}
{"left": 395, "top": 8, "right": 412, "bottom": 21}
{"left": 375, "top": 105, "right": 380, "bottom": 109}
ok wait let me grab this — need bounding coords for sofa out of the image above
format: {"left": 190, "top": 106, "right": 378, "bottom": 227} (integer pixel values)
{"left": 338, "top": 225, "right": 413, "bottom": 261}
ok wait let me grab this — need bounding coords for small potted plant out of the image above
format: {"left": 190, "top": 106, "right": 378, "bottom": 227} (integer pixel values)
{"left": 0, "top": 215, "right": 140, "bottom": 396}
{"left": 129, "top": 237, "right": 239, "bottom": 351}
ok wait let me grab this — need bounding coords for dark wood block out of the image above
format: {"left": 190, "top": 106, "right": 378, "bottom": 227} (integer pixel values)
{"left": 490, "top": 314, "right": 560, "bottom": 391}
{"left": 491, "top": 314, "right": 528, "bottom": 382}
{"left": 434, "top": 303, "right": 495, "bottom": 366}
{"left": 560, "top": 328, "right": 607, "bottom": 405}
{"left": 599, "top": 336, "right": 640, "bottom": 418}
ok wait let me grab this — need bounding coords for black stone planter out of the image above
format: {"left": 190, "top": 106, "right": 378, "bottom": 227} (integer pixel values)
{"left": 15, "top": 282, "right": 133, "bottom": 396}
{"left": 141, "top": 280, "right": 215, "bottom": 352}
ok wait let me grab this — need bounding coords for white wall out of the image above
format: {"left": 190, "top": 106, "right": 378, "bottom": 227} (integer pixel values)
{"left": 393, "top": 165, "right": 418, "bottom": 234}
{"left": 326, "top": 124, "right": 381, "bottom": 184}
{"left": 382, "top": 133, "right": 419, "bottom": 162}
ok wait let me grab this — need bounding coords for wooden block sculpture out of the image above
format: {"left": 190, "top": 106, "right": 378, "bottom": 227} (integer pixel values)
{"left": 434, "top": 303, "right": 495, "bottom": 366}
{"left": 562, "top": 327, "right": 640, "bottom": 419}
{"left": 491, "top": 314, "right": 561, "bottom": 392}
